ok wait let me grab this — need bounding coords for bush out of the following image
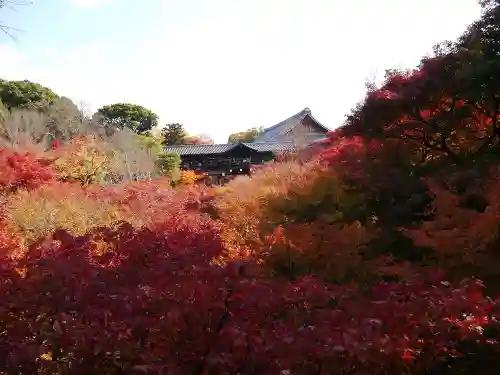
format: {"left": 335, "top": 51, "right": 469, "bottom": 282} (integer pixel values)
{"left": 1, "top": 3, "right": 499, "bottom": 372}
{"left": 0, "top": 148, "right": 55, "bottom": 194}
{"left": 88, "top": 180, "right": 202, "bottom": 228}
{"left": 0, "top": 124, "right": 497, "bottom": 374}
{"left": 0, "top": 219, "right": 24, "bottom": 260}
{"left": 156, "top": 151, "right": 180, "bottom": 177}
{"left": 179, "top": 169, "right": 200, "bottom": 185}
{"left": 214, "top": 161, "right": 318, "bottom": 254}
{"left": 0, "top": 224, "right": 498, "bottom": 374}
{"left": 5, "top": 183, "right": 123, "bottom": 244}
{"left": 214, "top": 160, "right": 375, "bottom": 281}
{"left": 262, "top": 221, "right": 371, "bottom": 282}
{"left": 50, "top": 135, "right": 116, "bottom": 186}
{"left": 106, "top": 128, "right": 158, "bottom": 182}
{"left": 403, "top": 168, "right": 500, "bottom": 286}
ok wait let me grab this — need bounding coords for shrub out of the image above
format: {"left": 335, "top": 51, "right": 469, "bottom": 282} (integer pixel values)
{"left": 0, "top": 223, "right": 498, "bottom": 374}
{"left": 50, "top": 135, "right": 116, "bottom": 186}
{"left": 320, "top": 137, "right": 428, "bottom": 225}
{"left": 179, "top": 169, "right": 200, "bottom": 185}
{"left": 0, "top": 219, "right": 24, "bottom": 260}
{"left": 106, "top": 128, "right": 159, "bottom": 181}
{"left": 156, "top": 151, "right": 180, "bottom": 176}
{"left": 403, "top": 168, "right": 500, "bottom": 285}
{"left": 319, "top": 134, "right": 435, "bottom": 265}
{"left": 5, "top": 183, "right": 123, "bottom": 244}
{"left": 0, "top": 148, "right": 55, "bottom": 194}
{"left": 214, "top": 160, "right": 375, "bottom": 281}
{"left": 88, "top": 180, "right": 199, "bottom": 228}
{"left": 262, "top": 221, "right": 372, "bottom": 282}
{"left": 257, "top": 164, "right": 371, "bottom": 281}
{"left": 214, "top": 161, "right": 318, "bottom": 253}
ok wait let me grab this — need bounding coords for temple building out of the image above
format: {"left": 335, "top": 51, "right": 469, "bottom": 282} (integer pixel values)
{"left": 253, "top": 107, "right": 329, "bottom": 144}
{"left": 164, "top": 108, "right": 329, "bottom": 184}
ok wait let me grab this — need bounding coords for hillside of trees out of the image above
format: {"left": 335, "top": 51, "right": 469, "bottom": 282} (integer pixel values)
{"left": 0, "top": 1, "right": 499, "bottom": 374}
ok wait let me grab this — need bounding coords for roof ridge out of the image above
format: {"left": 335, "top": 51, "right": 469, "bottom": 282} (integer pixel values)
{"left": 164, "top": 143, "right": 229, "bottom": 147}
{"left": 254, "top": 108, "right": 313, "bottom": 142}
{"left": 245, "top": 141, "right": 294, "bottom": 144}
{"left": 264, "top": 108, "right": 310, "bottom": 132}
{"left": 163, "top": 141, "right": 295, "bottom": 155}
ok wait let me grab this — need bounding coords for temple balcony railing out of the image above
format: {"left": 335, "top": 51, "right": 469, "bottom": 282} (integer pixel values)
{"left": 181, "top": 158, "right": 254, "bottom": 172}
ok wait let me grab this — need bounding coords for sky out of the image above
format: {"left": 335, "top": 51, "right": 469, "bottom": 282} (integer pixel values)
{"left": 0, "top": 0, "right": 483, "bottom": 143}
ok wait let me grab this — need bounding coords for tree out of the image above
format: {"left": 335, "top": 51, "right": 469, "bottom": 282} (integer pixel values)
{"left": 0, "top": 107, "right": 50, "bottom": 149}
{"left": 340, "top": 2, "right": 500, "bottom": 165}
{"left": 160, "top": 123, "right": 214, "bottom": 145}
{"left": 161, "top": 122, "right": 186, "bottom": 145}
{"left": 0, "top": 100, "right": 6, "bottom": 124}
{"left": 95, "top": 103, "right": 159, "bottom": 134}
{"left": 228, "top": 127, "right": 264, "bottom": 143}
{"left": 0, "top": 147, "right": 55, "bottom": 194}
{"left": 184, "top": 134, "right": 214, "bottom": 145}
{"left": 341, "top": 56, "right": 493, "bottom": 164}
{"left": 0, "top": 0, "right": 32, "bottom": 38}
{"left": 440, "top": 0, "right": 500, "bottom": 151}
{"left": 136, "top": 132, "right": 163, "bottom": 157}
{"left": 44, "top": 96, "right": 94, "bottom": 142}
{"left": 0, "top": 96, "right": 100, "bottom": 150}
{"left": 136, "top": 132, "right": 181, "bottom": 177}
{"left": 105, "top": 128, "right": 158, "bottom": 181}
{"left": 51, "top": 135, "right": 116, "bottom": 186}
{"left": 156, "top": 152, "right": 180, "bottom": 176}
{"left": 0, "top": 218, "right": 497, "bottom": 374}
{"left": 0, "top": 79, "right": 59, "bottom": 110}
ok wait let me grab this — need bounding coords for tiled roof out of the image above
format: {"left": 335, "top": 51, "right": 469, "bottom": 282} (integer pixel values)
{"left": 247, "top": 142, "right": 295, "bottom": 152}
{"left": 164, "top": 144, "right": 233, "bottom": 155}
{"left": 164, "top": 142, "right": 295, "bottom": 156}
{"left": 254, "top": 107, "right": 329, "bottom": 142}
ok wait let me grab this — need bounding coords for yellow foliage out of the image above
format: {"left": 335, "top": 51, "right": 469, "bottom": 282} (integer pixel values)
{"left": 262, "top": 220, "right": 372, "bottom": 282}
{"left": 215, "top": 161, "right": 360, "bottom": 247}
{"left": 215, "top": 161, "right": 318, "bottom": 243}
{"left": 51, "top": 136, "right": 116, "bottom": 186}
{"left": 214, "top": 160, "right": 371, "bottom": 281}
{"left": 5, "top": 185, "right": 124, "bottom": 243}
{"left": 0, "top": 219, "right": 25, "bottom": 260}
{"left": 39, "top": 352, "right": 52, "bottom": 361}
{"left": 179, "top": 170, "right": 199, "bottom": 185}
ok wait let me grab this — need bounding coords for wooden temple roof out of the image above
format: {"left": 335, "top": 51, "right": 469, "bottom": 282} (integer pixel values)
{"left": 164, "top": 141, "right": 295, "bottom": 156}
{"left": 254, "top": 107, "right": 329, "bottom": 142}
{"left": 164, "top": 108, "right": 328, "bottom": 156}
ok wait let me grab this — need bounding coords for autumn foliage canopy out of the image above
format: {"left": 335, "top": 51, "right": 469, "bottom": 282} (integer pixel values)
{"left": 0, "top": 3, "right": 500, "bottom": 374}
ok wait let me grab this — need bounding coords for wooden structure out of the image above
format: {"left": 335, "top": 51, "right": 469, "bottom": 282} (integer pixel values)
{"left": 164, "top": 108, "right": 329, "bottom": 184}
{"left": 254, "top": 107, "right": 329, "bottom": 144}
{"left": 164, "top": 142, "right": 294, "bottom": 184}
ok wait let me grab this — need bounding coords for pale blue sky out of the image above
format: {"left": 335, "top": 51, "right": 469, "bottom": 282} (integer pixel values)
{"left": 0, "top": 0, "right": 482, "bottom": 142}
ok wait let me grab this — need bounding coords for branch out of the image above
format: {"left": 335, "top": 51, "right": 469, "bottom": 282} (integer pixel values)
{"left": 477, "top": 94, "right": 500, "bottom": 152}
{"left": 413, "top": 99, "right": 460, "bottom": 161}
{"left": 446, "top": 97, "right": 457, "bottom": 114}
{"left": 437, "top": 131, "right": 459, "bottom": 161}
{"left": 473, "top": 101, "right": 490, "bottom": 117}
{"left": 413, "top": 111, "right": 437, "bottom": 131}
{"left": 399, "top": 131, "right": 459, "bottom": 162}
{"left": 0, "top": 24, "right": 20, "bottom": 40}
{"left": 0, "top": 0, "right": 33, "bottom": 10}
{"left": 0, "top": 0, "right": 32, "bottom": 39}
